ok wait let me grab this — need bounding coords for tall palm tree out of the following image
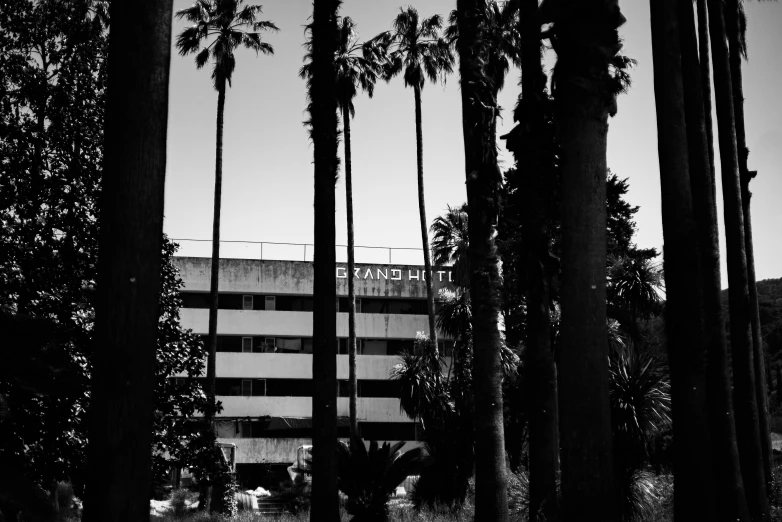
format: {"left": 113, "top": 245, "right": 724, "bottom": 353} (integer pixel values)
{"left": 725, "top": 0, "right": 773, "bottom": 497}
{"left": 82, "top": 0, "right": 172, "bottom": 519}
{"left": 540, "top": 0, "right": 626, "bottom": 518}
{"left": 175, "top": 0, "right": 277, "bottom": 449}
{"left": 649, "top": 1, "right": 718, "bottom": 519}
{"left": 681, "top": 1, "right": 749, "bottom": 518}
{"left": 707, "top": 0, "right": 770, "bottom": 518}
{"left": 517, "top": 0, "right": 558, "bottom": 517}
{"left": 301, "top": 16, "right": 386, "bottom": 439}
{"left": 376, "top": 7, "right": 454, "bottom": 349}
{"left": 454, "top": 0, "right": 509, "bottom": 519}
{"left": 697, "top": 0, "right": 718, "bottom": 210}
{"left": 304, "top": 0, "right": 341, "bottom": 519}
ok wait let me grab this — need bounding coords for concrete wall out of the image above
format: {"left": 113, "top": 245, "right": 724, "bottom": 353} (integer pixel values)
{"left": 180, "top": 308, "right": 434, "bottom": 339}
{"left": 179, "top": 353, "right": 452, "bottom": 379}
{"left": 219, "top": 437, "right": 423, "bottom": 464}
{"left": 174, "top": 257, "right": 455, "bottom": 298}
{"left": 217, "top": 396, "right": 412, "bottom": 423}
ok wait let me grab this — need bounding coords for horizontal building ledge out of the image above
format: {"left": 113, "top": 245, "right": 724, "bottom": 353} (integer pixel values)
{"left": 215, "top": 396, "right": 411, "bottom": 423}
{"left": 181, "top": 308, "right": 440, "bottom": 339}
{"left": 218, "top": 437, "right": 423, "bottom": 465}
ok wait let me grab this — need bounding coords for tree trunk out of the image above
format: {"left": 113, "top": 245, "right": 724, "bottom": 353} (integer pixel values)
{"left": 678, "top": 1, "right": 749, "bottom": 518}
{"left": 82, "top": 1, "right": 172, "bottom": 519}
{"left": 725, "top": 0, "right": 773, "bottom": 497}
{"left": 206, "top": 78, "right": 225, "bottom": 431}
{"left": 708, "top": 0, "right": 770, "bottom": 518}
{"left": 455, "top": 2, "right": 508, "bottom": 520}
{"left": 200, "top": 74, "right": 227, "bottom": 513}
{"left": 343, "top": 103, "right": 358, "bottom": 439}
{"left": 413, "top": 84, "right": 438, "bottom": 348}
{"left": 650, "top": 2, "right": 715, "bottom": 519}
{"left": 310, "top": 1, "right": 340, "bottom": 520}
{"left": 697, "top": 0, "right": 718, "bottom": 214}
{"left": 519, "top": 0, "right": 559, "bottom": 519}
{"left": 551, "top": 2, "right": 619, "bottom": 518}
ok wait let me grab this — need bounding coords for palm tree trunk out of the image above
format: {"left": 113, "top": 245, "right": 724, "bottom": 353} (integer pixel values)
{"left": 519, "top": 0, "right": 558, "bottom": 519}
{"left": 725, "top": 0, "right": 773, "bottom": 496}
{"left": 310, "top": 1, "right": 340, "bottom": 520}
{"left": 206, "top": 75, "right": 226, "bottom": 440}
{"left": 679, "top": 1, "right": 749, "bottom": 518}
{"left": 551, "top": 2, "right": 618, "bottom": 518}
{"left": 200, "top": 74, "right": 226, "bottom": 513}
{"left": 343, "top": 103, "right": 358, "bottom": 439}
{"left": 697, "top": 0, "right": 718, "bottom": 214}
{"left": 650, "top": 3, "right": 715, "bottom": 518}
{"left": 707, "top": 0, "right": 770, "bottom": 518}
{"left": 82, "top": 1, "right": 172, "bottom": 519}
{"left": 455, "top": 2, "right": 508, "bottom": 520}
{"left": 413, "top": 84, "right": 438, "bottom": 348}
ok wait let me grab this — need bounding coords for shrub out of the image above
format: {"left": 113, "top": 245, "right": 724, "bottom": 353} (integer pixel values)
{"left": 337, "top": 437, "right": 431, "bottom": 522}
{"left": 275, "top": 474, "right": 311, "bottom": 515}
{"left": 170, "top": 488, "right": 190, "bottom": 518}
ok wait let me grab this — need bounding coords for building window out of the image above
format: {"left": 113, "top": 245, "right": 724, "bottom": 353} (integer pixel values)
{"left": 265, "top": 296, "right": 276, "bottom": 311}
{"left": 241, "top": 380, "right": 252, "bottom": 397}
{"left": 264, "top": 337, "right": 276, "bottom": 353}
{"left": 242, "top": 295, "right": 253, "bottom": 310}
{"left": 242, "top": 337, "right": 253, "bottom": 353}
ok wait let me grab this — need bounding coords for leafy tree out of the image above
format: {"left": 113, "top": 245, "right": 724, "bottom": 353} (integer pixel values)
{"left": 300, "top": 15, "right": 386, "bottom": 439}
{"left": 375, "top": 7, "right": 454, "bottom": 348}
{"left": 304, "top": 0, "right": 341, "bottom": 519}
{"left": 151, "top": 239, "right": 210, "bottom": 493}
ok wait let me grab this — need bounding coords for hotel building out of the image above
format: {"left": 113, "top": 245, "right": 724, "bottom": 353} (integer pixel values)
{"left": 174, "top": 256, "right": 454, "bottom": 484}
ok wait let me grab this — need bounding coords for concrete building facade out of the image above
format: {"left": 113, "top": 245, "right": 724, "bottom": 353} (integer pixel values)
{"left": 174, "top": 257, "right": 454, "bottom": 482}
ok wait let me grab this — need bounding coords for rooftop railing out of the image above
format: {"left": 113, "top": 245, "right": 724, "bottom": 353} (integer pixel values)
{"left": 170, "top": 238, "right": 427, "bottom": 266}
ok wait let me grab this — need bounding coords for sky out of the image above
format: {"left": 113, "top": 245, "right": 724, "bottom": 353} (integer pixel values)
{"left": 163, "top": 0, "right": 782, "bottom": 287}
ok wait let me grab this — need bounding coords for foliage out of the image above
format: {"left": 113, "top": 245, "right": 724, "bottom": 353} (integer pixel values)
{"left": 151, "top": 239, "right": 211, "bottom": 489}
{"left": 274, "top": 474, "right": 311, "bottom": 515}
{"left": 430, "top": 206, "right": 470, "bottom": 289}
{"left": 337, "top": 437, "right": 431, "bottom": 522}
{"left": 607, "top": 248, "right": 664, "bottom": 326}
{"left": 375, "top": 7, "right": 454, "bottom": 90}
{"left": 175, "top": 0, "right": 278, "bottom": 90}
{"left": 299, "top": 16, "right": 387, "bottom": 118}
{"left": 609, "top": 337, "right": 671, "bottom": 522}
{"left": 391, "top": 334, "right": 451, "bottom": 428}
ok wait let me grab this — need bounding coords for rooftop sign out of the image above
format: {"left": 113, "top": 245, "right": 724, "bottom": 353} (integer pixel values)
{"left": 335, "top": 266, "right": 453, "bottom": 282}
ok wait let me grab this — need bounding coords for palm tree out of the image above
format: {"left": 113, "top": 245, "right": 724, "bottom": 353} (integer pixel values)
{"left": 175, "top": 0, "right": 277, "bottom": 452}
{"left": 304, "top": 0, "right": 341, "bottom": 519}
{"left": 81, "top": 0, "right": 172, "bottom": 519}
{"left": 336, "top": 437, "right": 432, "bottom": 522}
{"left": 376, "top": 7, "right": 454, "bottom": 348}
{"left": 681, "top": 1, "right": 749, "bottom": 517}
{"left": 430, "top": 203, "right": 469, "bottom": 288}
{"left": 725, "top": 0, "right": 773, "bottom": 497}
{"left": 454, "top": 1, "right": 509, "bottom": 519}
{"left": 541, "top": 1, "right": 626, "bottom": 518}
{"left": 516, "top": 0, "right": 558, "bottom": 517}
{"left": 649, "top": 1, "right": 717, "bottom": 519}
{"left": 300, "top": 16, "right": 386, "bottom": 439}
{"left": 707, "top": 0, "right": 770, "bottom": 518}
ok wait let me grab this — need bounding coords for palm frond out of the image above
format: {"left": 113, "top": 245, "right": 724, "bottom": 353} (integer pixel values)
{"left": 175, "top": 0, "right": 276, "bottom": 90}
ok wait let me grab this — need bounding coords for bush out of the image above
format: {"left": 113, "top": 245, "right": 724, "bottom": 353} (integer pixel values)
{"left": 275, "top": 475, "right": 311, "bottom": 515}
{"left": 170, "top": 488, "right": 190, "bottom": 519}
